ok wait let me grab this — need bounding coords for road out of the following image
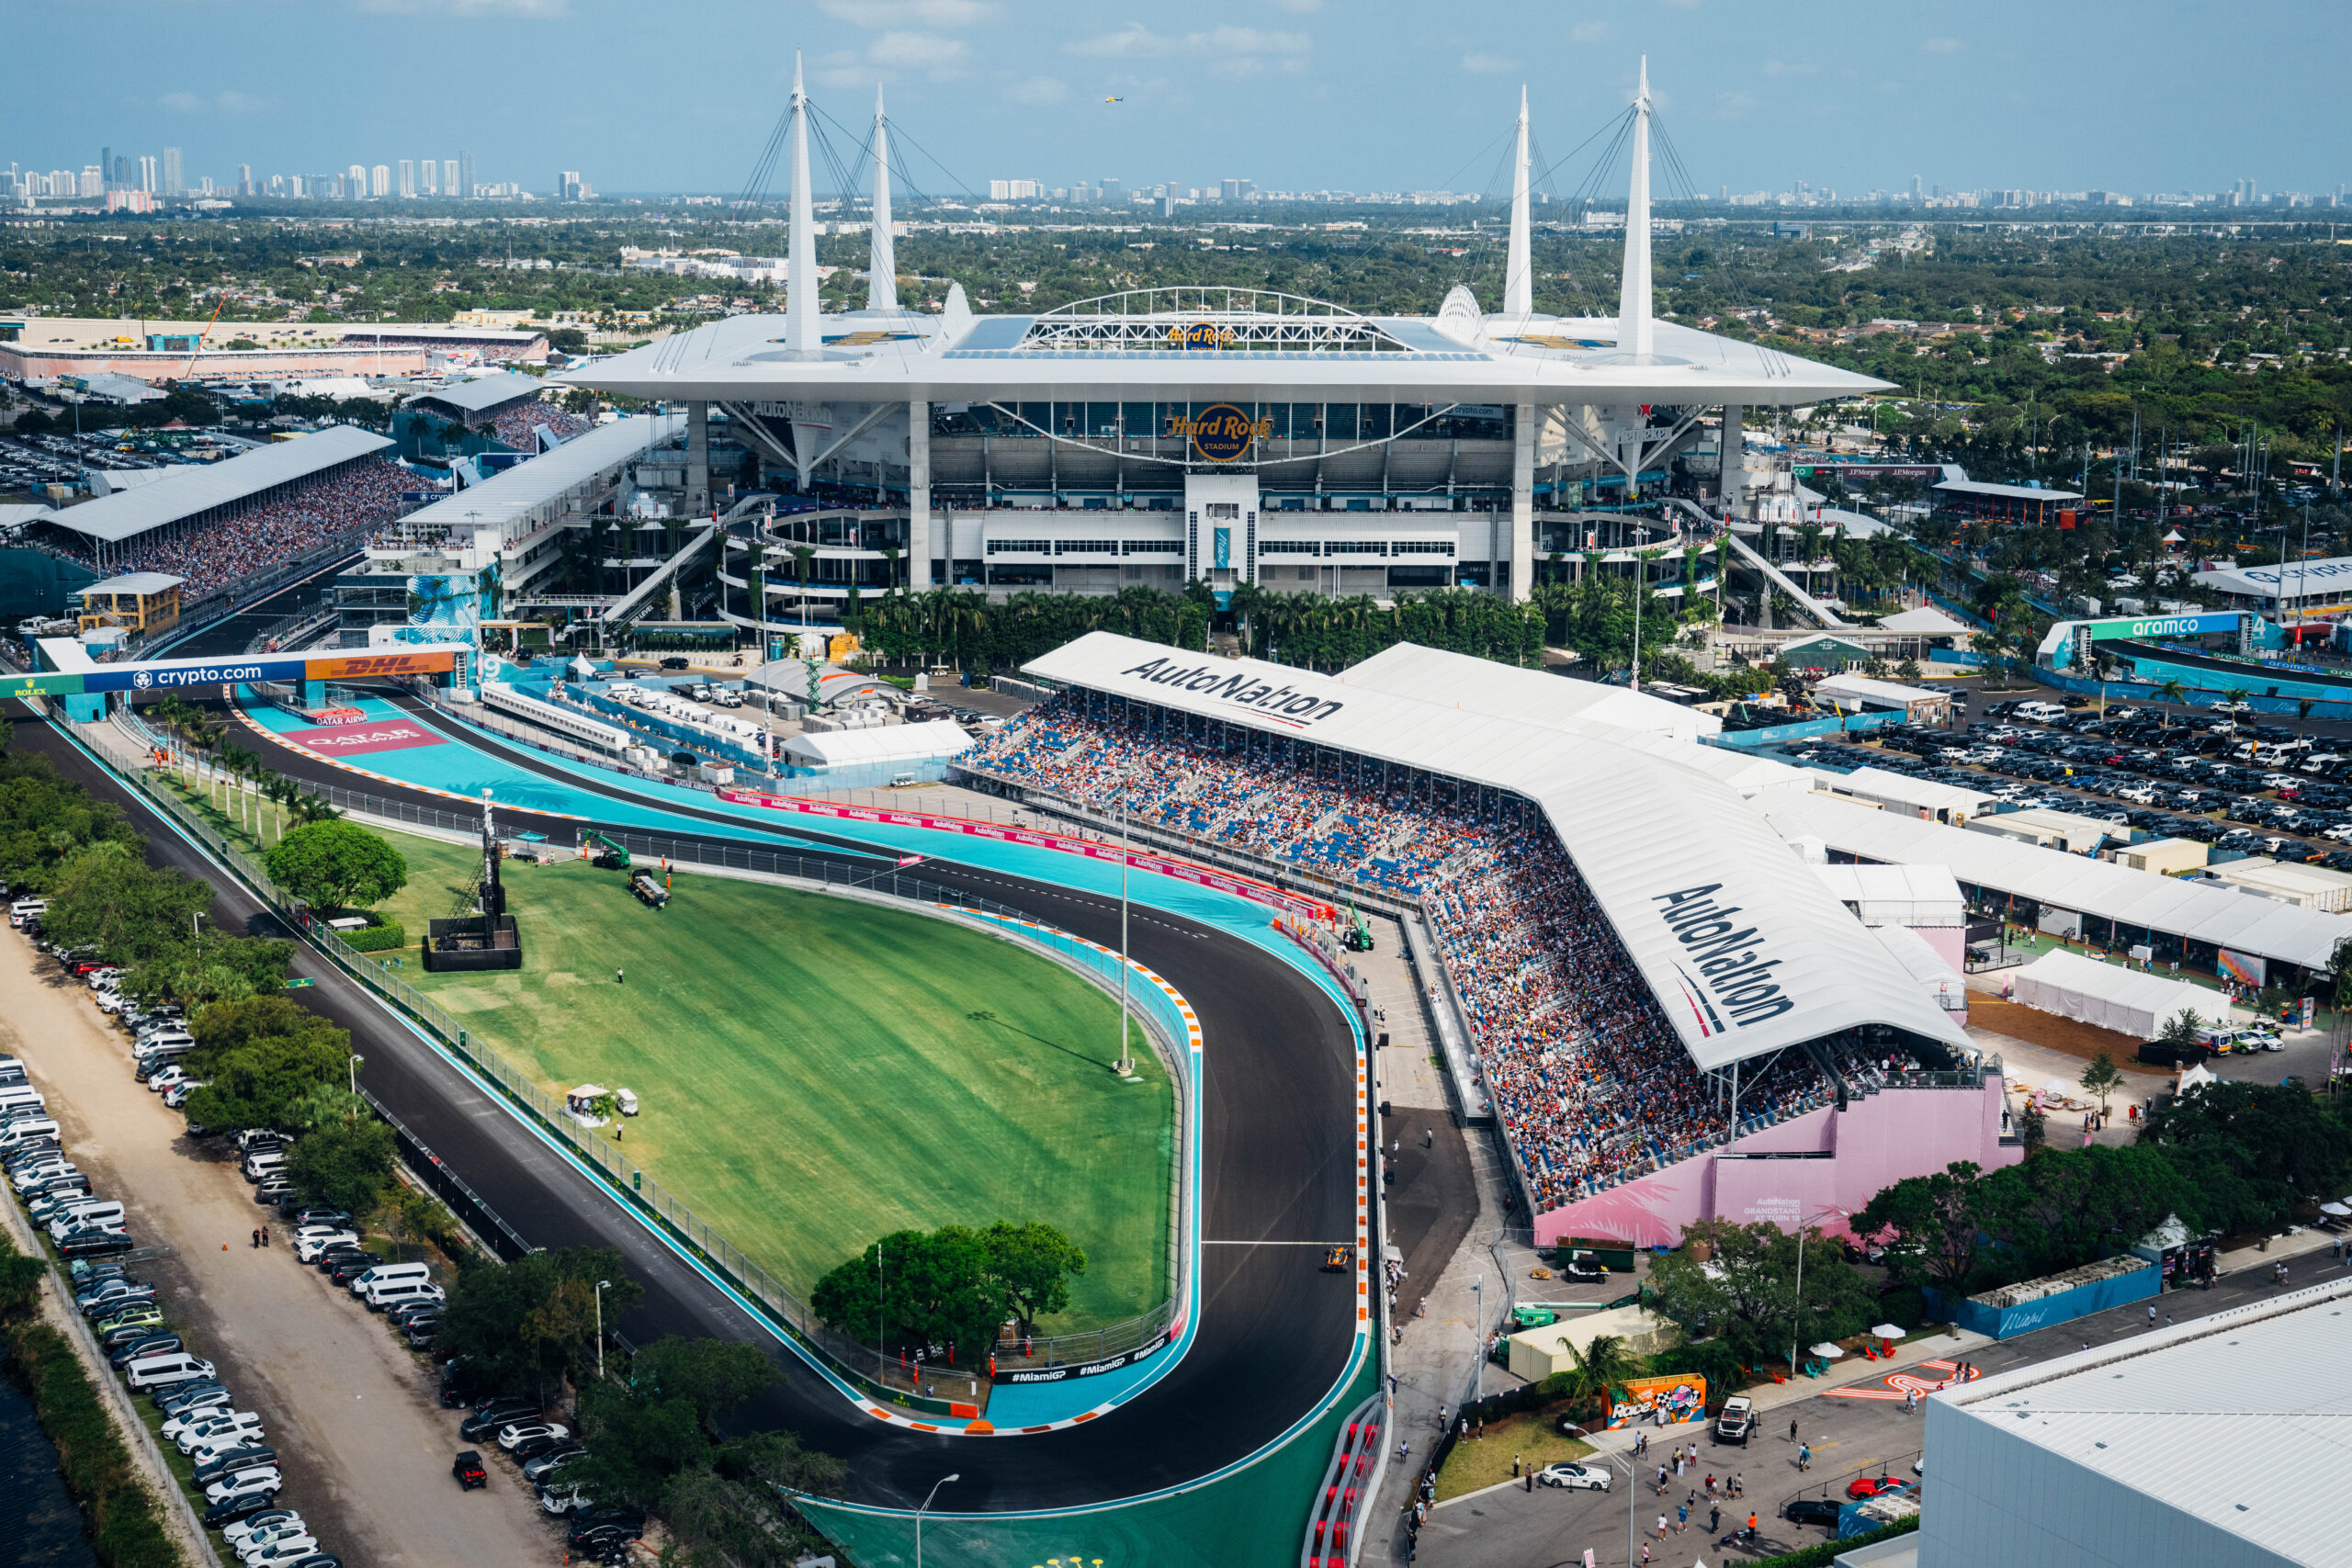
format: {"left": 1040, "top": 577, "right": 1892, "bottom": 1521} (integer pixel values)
{"left": 0, "top": 927, "right": 558, "bottom": 1565}
{"left": 1414, "top": 1244, "right": 2349, "bottom": 1567}
{"left": 9, "top": 697, "right": 1368, "bottom": 1514}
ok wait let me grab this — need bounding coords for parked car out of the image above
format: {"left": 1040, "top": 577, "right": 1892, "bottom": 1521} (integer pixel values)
{"left": 459, "top": 1399, "right": 540, "bottom": 1442}
{"left": 323, "top": 1253, "right": 384, "bottom": 1286}
{"left": 222, "top": 1510, "right": 301, "bottom": 1549}
{"left": 1713, "top": 1394, "right": 1755, "bottom": 1445}
{"left": 1846, "top": 1475, "right": 1908, "bottom": 1500}
{"left": 285, "top": 1207, "right": 352, "bottom": 1230}
{"left": 181, "top": 1413, "right": 266, "bottom": 1457}
{"left": 240, "top": 1533, "right": 319, "bottom": 1565}
{"left": 193, "top": 1445, "right": 278, "bottom": 1486}
{"left": 293, "top": 1231, "right": 359, "bottom": 1264}
{"left": 107, "top": 1332, "right": 184, "bottom": 1366}
{"left": 203, "top": 1470, "right": 283, "bottom": 1507}
{"left": 540, "top": 1482, "right": 593, "bottom": 1516}
{"left": 521, "top": 1444, "right": 583, "bottom": 1483}
{"left": 452, "top": 1450, "right": 488, "bottom": 1491}
{"left": 166, "top": 1405, "right": 258, "bottom": 1444}
{"left": 156, "top": 1382, "right": 232, "bottom": 1418}
{"left": 1785, "top": 1497, "right": 1844, "bottom": 1527}
{"left": 203, "top": 1492, "right": 282, "bottom": 1529}
{"left": 1536, "top": 1461, "right": 1611, "bottom": 1491}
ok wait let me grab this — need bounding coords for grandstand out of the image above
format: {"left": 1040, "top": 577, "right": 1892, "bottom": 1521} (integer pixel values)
{"left": 964, "top": 632, "right": 2016, "bottom": 1246}
{"left": 394, "top": 372, "right": 593, "bottom": 466}
{"left": 30, "top": 424, "right": 408, "bottom": 598}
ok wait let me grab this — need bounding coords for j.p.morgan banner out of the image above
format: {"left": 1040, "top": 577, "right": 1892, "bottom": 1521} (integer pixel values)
{"left": 999, "top": 1331, "right": 1171, "bottom": 1385}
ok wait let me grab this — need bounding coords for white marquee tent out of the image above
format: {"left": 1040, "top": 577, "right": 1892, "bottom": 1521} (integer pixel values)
{"left": 2007, "top": 949, "right": 2222, "bottom": 1040}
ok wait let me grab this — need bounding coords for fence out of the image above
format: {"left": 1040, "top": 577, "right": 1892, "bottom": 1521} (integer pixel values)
{"left": 68, "top": 711, "right": 1188, "bottom": 1416}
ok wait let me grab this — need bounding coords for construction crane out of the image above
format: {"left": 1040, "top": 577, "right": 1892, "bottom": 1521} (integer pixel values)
{"left": 582, "top": 829, "right": 631, "bottom": 870}
{"left": 179, "top": 293, "right": 228, "bottom": 380}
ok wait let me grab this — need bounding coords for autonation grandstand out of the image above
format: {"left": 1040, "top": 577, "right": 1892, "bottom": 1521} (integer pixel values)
{"left": 567, "top": 64, "right": 1882, "bottom": 623}
{"left": 959, "top": 631, "right": 2016, "bottom": 1247}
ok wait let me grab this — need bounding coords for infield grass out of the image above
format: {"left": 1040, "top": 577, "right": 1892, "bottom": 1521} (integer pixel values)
{"left": 373, "top": 833, "right": 1173, "bottom": 1330}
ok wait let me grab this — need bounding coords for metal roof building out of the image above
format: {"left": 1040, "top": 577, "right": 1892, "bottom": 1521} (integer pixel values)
{"left": 35, "top": 424, "right": 393, "bottom": 567}
{"left": 401, "top": 371, "right": 549, "bottom": 423}
{"left": 1339, "top": 640, "right": 1722, "bottom": 743}
{"left": 1922, "top": 1277, "right": 2352, "bottom": 1568}
{"left": 1021, "top": 630, "right": 1970, "bottom": 1070}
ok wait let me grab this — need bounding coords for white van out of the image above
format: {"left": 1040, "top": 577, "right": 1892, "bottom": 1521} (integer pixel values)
{"left": 365, "top": 1280, "right": 446, "bottom": 1313}
{"left": 50, "top": 1201, "right": 124, "bottom": 1240}
{"left": 0, "top": 1119, "right": 61, "bottom": 1151}
{"left": 243, "top": 1151, "right": 287, "bottom": 1183}
{"left": 351, "top": 1261, "right": 431, "bottom": 1298}
{"left": 0, "top": 1085, "right": 45, "bottom": 1116}
{"left": 134, "top": 1029, "right": 197, "bottom": 1054}
{"left": 127, "top": 1351, "right": 217, "bottom": 1390}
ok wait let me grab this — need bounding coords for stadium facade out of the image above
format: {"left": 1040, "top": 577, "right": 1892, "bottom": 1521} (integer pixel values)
{"left": 570, "top": 63, "right": 1890, "bottom": 624}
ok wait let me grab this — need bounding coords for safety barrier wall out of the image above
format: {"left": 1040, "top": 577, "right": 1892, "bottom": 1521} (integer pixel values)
{"left": 66, "top": 710, "right": 1186, "bottom": 1413}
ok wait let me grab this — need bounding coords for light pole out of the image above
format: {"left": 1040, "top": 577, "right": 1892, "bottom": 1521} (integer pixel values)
{"left": 1114, "top": 768, "right": 1134, "bottom": 1077}
{"left": 1562, "top": 1422, "right": 1638, "bottom": 1568}
{"left": 594, "top": 1279, "right": 611, "bottom": 1381}
{"left": 1470, "top": 1273, "right": 1484, "bottom": 1404}
{"left": 348, "top": 1054, "right": 363, "bottom": 1098}
{"left": 914, "top": 1472, "right": 959, "bottom": 1568}
{"left": 1789, "top": 1204, "right": 1851, "bottom": 1381}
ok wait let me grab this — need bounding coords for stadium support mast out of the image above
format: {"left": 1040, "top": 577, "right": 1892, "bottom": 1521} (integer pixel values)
{"left": 1503, "top": 85, "right": 1532, "bottom": 320}
{"left": 868, "top": 85, "right": 899, "bottom": 312}
{"left": 1615, "top": 57, "right": 1655, "bottom": 363}
{"left": 786, "top": 52, "right": 819, "bottom": 355}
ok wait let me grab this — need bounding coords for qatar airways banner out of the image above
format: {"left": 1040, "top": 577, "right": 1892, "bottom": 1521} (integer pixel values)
{"left": 715, "top": 790, "right": 1336, "bottom": 921}
{"left": 279, "top": 720, "right": 446, "bottom": 757}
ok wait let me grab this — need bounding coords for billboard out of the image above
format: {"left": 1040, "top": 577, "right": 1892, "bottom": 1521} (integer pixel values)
{"left": 2082, "top": 611, "right": 2247, "bottom": 643}
{"left": 2216, "top": 948, "right": 2267, "bottom": 989}
{"left": 1607, "top": 1373, "right": 1707, "bottom": 1429}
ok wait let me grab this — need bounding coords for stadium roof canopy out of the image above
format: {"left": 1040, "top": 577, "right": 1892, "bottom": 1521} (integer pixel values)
{"left": 40, "top": 424, "right": 392, "bottom": 544}
{"left": 1020, "top": 630, "right": 1969, "bottom": 1070}
{"left": 394, "top": 412, "right": 681, "bottom": 548}
{"left": 1340, "top": 642, "right": 1722, "bottom": 743}
{"left": 2191, "top": 554, "right": 2352, "bottom": 598}
{"left": 1759, "top": 790, "right": 2350, "bottom": 971}
{"left": 403, "top": 371, "right": 547, "bottom": 415}
{"left": 1932, "top": 478, "right": 2085, "bottom": 502}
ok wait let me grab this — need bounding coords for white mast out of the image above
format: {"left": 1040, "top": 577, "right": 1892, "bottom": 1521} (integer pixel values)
{"left": 867, "top": 85, "right": 899, "bottom": 312}
{"left": 1615, "top": 56, "right": 1654, "bottom": 362}
{"left": 786, "top": 52, "right": 819, "bottom": 355}
{"left": 1504, "top": 84, "right": 1532, "bottom": 318}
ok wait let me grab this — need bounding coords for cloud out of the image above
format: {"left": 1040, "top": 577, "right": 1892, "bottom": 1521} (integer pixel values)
{"left": 816, "top": 0, "right": 994, "bottom": 25}
{"left": 352, "top": 0, "right": 567, "bottom": 15}
{"left": 1923, "top": 36, "right": 1960, "bottom": 51}
{"left": 1009, "top": 73, "right": 1067, "bottom": 104}
{"left": 1714, "top": 89, "right": 1757, "bottom": 118}
{"left": 1570, "top": 20, "right": 1609, "bottom": 42}
{"left": 869, "top": 29, "right": 970, "bottom": 75}
{"left": 1460, "top": 51, "right": 1512, "bottom": 73}
{"left": 1272, "top": 0, "right": 1322, "bottom": 8}
{"left": 1762, "top": 58, "right": 1817, "bottom": 76}
{"left": 1068, "top": 23, "right": 1309, "bottom": 73}
{"left": 158, "top": 89, "right": 273, "bottom": 115}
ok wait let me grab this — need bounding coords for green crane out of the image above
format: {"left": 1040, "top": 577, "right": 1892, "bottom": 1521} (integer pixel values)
{"left": 583, "top": 829, "right": 632, "bottom": 871}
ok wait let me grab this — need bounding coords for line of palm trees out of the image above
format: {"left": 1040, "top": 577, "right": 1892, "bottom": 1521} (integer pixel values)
{"left": 144, "top": 694, "right": 340, "bottom": 845}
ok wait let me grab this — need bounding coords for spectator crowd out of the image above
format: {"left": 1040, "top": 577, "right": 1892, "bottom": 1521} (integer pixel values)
{"left": 62, "top": 457, "right": 415, "bottom": 600}
{"left": 967, "top": 695, "right": 1848, "bottom": 1214}
{"left": 488, "top": 400, "right": 593, "bottom": 451}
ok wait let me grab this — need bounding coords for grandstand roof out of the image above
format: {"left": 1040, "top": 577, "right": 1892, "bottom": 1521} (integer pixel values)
{"left": 1759, "top": 790, "right": 2351, "bottom": 972}
{"left": 403, "top": 371, "right": 548, "bottom": 415}
{"left": 1022, "top": 631, "right": 1969, "bottom": 1071}
{"left": 395, "top": 412, "right": 682, "bottom": 548}
{"left": 1340, "top": 643, "right": 1723, "bottom": 744}
{"left": 78, "top": 572, "right": 185, "bottom": 597}
{"left": 39, "top": 424, "right": 392, "bottom": 544}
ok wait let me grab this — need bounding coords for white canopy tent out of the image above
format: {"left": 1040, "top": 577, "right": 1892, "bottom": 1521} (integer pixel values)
{"left": 2007, "top": 950, "right": 2222, "bottom": 1040}
{"left": 781, "top": 719, "right": 972, "bottom": 770}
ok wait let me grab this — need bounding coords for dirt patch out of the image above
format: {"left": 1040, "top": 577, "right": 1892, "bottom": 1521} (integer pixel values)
{"left": 1963, "top": 1000, "right": 2156, "bottom": 1070}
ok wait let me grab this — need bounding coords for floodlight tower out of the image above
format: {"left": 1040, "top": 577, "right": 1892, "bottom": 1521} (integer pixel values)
{"left": 868, "top": 85, "right": 899, "bottom": 312}
{"left": 1616, "top": 57, "right": 1655, "bottom": 363}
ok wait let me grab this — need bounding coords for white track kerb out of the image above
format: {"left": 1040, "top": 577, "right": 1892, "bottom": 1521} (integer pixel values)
{"left": 56, "top": 714, "right": 1377, "bottom": 1522}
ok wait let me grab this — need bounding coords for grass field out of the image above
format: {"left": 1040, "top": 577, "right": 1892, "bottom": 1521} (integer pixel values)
{"left": 370, "top": 835, "right": 1173, "bottom": 1330}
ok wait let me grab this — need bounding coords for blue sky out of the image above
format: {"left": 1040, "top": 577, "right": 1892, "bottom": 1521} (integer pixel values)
{"left": 6, "top": 0, "right": 2346, "bottom": 200}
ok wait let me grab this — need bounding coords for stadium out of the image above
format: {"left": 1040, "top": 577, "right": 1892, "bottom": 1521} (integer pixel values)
{"left": 569, "top": 66, "right": 1884, "bottom": 620}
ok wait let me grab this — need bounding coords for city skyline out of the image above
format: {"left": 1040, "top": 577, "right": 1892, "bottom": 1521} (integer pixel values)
{"left": 0, "top": 0, "right": 2345, "bottom": 202}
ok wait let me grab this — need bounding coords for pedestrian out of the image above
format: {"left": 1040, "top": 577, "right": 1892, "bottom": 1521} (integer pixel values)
{"left": 1799, "top": 1444, "right": 1811, "bottom": 1472}
{"left": 1436, "top": 1404, "right": 1447, "bottom": 1431}
{"left": 261, "top": 1226, "right": 270, "bottom": 1247}
{"left": 1398, "top": 1439, "right": 1410, "bottom": 1463}
{"left": 1642, "top": 1546, "right": 1652, "bottom": 1566}
{"left": 1731, "top": 1473, "right": 1743, "bottom": 1498}
{"left": 1656, "top": 1464, "right": 1668, "bottom": 1494}
{"left": 616, "top": 966, "right": 624, "bottom": 984}
{"left": 1790, "top": 1417, "right": 1800, "bottom": 1443}
{"left": 249, "top": 1229, "right": 259, "bottom": 1249}
{"left": 2147, "top": 1304, "right": 2157, "bottom": 1327}
{"left": 1706, "top": 1473, "right": 1716, "bottom": 1497}
{"left": 1656, "top": 1514, "right": 1668, "bottom": 1541}
{"left": 1677, "top": 1504, "right": 1689, "bottom": 1534}
{"left": 1709, "top": 1505, "right": 1721, "bottom": 1535}
{"left": 1747, "top": 1513, "right": 1759, "bottom": 1541}
{"left": 1512, "top": 1453, "right": 1521, "bottom": 1478}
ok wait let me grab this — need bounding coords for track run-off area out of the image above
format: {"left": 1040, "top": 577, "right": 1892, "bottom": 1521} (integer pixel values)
{"left": 9, "top": 659, "right": 1379, "bottom": 1564}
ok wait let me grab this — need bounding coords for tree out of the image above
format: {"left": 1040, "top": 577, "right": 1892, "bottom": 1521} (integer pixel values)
{"left": 287, "top": 1116, "right": 397, "bottom": 1213}
{"left": 2079, "top": 1051, "right": 2123, "bottom": 1116}
{"left": 182, "top": 997, "right": 353, "bottom": 1133}
{"left": 810, "top": 1225, "right": 1000, "bottom": 1362}
{"left": 981, "top": 1221, "right": 1087, "bottom": 1339}
{"left": 265, "top": 819, "right": 408, "bottom": 914}
{"left": 1978, "top": 1145, "right": 2200, "bottom": 1280}
{"left": 2140, "top": 1078, "right": 2352, "bottom": 1233}
{"left": 1645, "top": 1219, "right": 1875, "bottom": 1371}
{"left": 37, "top": 842, "right": 209, "bottom": 964}
{"left": 1560, "top": 1332, "right": 1644, "bottom": 1423}
{"left": 435, "top": 1247, "right": 641, "bottom": 1404}
{"left": 1850, "top": 1161, "right": 1996, "bottom": 1296}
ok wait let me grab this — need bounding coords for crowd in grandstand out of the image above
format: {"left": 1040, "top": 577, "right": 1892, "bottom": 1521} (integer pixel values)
{"left": 488, "top": 400, "right": 593, "bottom": 450}
{"left": 71, "top": 457, "right": 413, "bottom": 599}
{"left": 968, "top": 697, "right": 1846, "bottom": 1212}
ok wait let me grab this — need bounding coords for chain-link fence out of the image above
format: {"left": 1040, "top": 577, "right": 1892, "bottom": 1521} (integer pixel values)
{"left": 76, "top": 707, "right": 1190, "bottom": 1413}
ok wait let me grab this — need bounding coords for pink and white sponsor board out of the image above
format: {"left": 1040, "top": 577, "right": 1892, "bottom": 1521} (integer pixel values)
{"left": 1529, "top": 1076, "right": 2016, "bottom": 1249}
{"left": 278, "top": 720, "right": 446, "bottom": 757}
{"left": 717, "top": 789, "right": 1336, "bottom": 921}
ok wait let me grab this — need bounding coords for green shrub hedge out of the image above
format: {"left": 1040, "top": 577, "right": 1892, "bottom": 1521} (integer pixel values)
{"left": 0, "top": 1239, "right": 182, "bottom": 1568}
{"left": 1749, "top": 1514, "right": 1918, "bottom": 1567}
{"left": 342, "top": 918, "right": 406, "bottom": 953}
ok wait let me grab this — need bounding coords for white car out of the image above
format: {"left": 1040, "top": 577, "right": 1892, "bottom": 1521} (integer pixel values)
{"left": 231, "top": 1517, "right": 310, "bottom": 1558}
{"left": 146, "top": 1066, "right": 190, "bottom": 1094}
{"left": 240, "top": 1537, "right": 319, "bottom": 1567}
{"left": 223, "top": 1512, "right": 300, "bottom": 1550}
{"left": 496, "top": 1419, "right": 570, "bottom": 1450}
{"left": 203, "top": 1468, "right": 282, "bottom": 1506}
{"left": 294, "top": 1230, "right": 360, "bottom": 1264}
{"left": 1537, "top": 1461, "right": 1611, "bottom": 1492}
{"left": 176, "top": 1412, "right": 263, "bottom": 1455}
{"left": 541, "top": 1482, "right": 593, "bottom": 1516}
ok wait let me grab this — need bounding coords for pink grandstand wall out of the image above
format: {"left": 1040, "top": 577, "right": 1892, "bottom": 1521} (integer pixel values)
{"left": 1529, "top": 1077, "right": 2017, "bottom": 1249}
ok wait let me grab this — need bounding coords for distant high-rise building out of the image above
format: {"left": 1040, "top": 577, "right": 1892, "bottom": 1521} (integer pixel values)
{"left": 81, "top": 165, "right": 101, "bottom": 196}
{"left": 1910, "top": 174, "right": 1923, "bottom": 201}
{"left": 1100, "top": 177, "right": 1123, "bottom": 203}
{"left": 346, "top": 163, "right": 365, "bottom": 198}
{"left": 137, "top": 153, "right": 157, "bottom": 193}
{"left": 267, "top": 173, "right": 283, "bottom": 197}
{"left": 161, "top": 147, "right": 183, "bottom": 196}
{"left": 421, "top": 158, "right": 437, "bottom": 196}
{"left": 238, "top": 163, "right": 253, "bottom": 197}
{"left": 458, "top": 152, "right": 476, "bottom": 198}
{"left": 371, "top": 164, "right": 390, "bottom": 197}
{"left": 445, "top": 158, "right": 459, "bottom": 197}
{"left": 398, "top": 159, "right": 414, "bottom": 197}
{"left": 987, "top": 178, "right": 1042, "bottom": 201}
{"left": 560, "top": 170, "right": 582, "bottom": 201}
{"left": 1221, "top": 177, "right": 1240, "bottom": 201}
{"left": 99, "top": 144, "right": 110, "bottom": 191}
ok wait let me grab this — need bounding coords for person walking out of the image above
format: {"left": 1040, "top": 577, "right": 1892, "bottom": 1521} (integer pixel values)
{"left": 249, "top": 1229, "right": 259, "bottom": 1249}
{"left": 1677, "top": 1504, "right": 1689, "bottom": 1534}
{"left": 1656, "top": 1514, "right": 1669, "bottom": 1542}
{"left": 1709, "top": 1504, "right": 1721, "bottom": 1536}
{"left": 1424, "top": 1127, "right": 1433, "bottom": 1148}
{"left": 1790, "top": 1417, "right": 1800, "bottom": 1443}
{"left": 2147, "top": 1303, "right": 2158, "bottom": 1328}
{"left": 616, "top": 966, "right": 624, "bottom": 984}
{"left": 1656, "top": 1464, "right": 1668, "bottom": 1495}
{"left": 1435, "top": 1404, "right": 1447, "bottom": 1432}
{"left": 1799, "top": 1443, "right": 1812, "bottom": 1472}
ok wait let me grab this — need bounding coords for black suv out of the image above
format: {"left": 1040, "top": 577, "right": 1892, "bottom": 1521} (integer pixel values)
{"left": 460, "top": 1398, "right": 541, "bottom": 1442}
{"left": 1785, "top": 1497, "right": 1843, "bottom": 1528}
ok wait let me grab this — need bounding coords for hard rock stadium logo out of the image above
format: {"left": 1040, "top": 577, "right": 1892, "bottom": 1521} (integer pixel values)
{"left": 1167, "top": 321, "right": 1236, "bottom": 351}
{"left": 1170, "top": 402, "right": 1272, "bottom": 464}
{"left": 1652, "top": 883, "right": 1794, "bottom": 1031}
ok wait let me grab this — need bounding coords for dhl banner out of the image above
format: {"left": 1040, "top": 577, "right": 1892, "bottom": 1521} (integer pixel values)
{"left": 1607, "top": 1373, "right": 1707, "bottom": 1429}
{"left": 717, "top": 789, "right": 1337, "bottom": 921}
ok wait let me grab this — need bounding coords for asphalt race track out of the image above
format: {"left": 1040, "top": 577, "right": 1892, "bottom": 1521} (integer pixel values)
{"left": 10, "top": 694, "right": 1365, "bottom": 1514}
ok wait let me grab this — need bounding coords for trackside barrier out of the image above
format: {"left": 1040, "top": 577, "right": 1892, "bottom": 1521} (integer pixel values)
{"left": 61, "top": 711, "right": 1187, "bottom": 1414}
{"left": 1302, "top": 1393, "right": 1385, "bottom": 1568}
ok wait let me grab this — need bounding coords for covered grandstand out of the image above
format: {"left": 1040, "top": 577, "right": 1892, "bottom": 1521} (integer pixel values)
{"left": 394, "top": 372, "right": 593, "bottom": 464}
{"left": 30, "top": 424, "right": 407, "bottom": 595}
{"left": 963, "top": 631, "right": 2014, "bottom": 1244}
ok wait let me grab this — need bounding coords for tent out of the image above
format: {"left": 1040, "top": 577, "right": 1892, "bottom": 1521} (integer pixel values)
{"left": 2007, "top": 949, "right": 2221, "bottom": 1040}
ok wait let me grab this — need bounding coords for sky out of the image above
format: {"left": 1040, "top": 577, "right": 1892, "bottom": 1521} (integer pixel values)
{"left": 6, "top": 0, "right": 2348, "bottom": 203}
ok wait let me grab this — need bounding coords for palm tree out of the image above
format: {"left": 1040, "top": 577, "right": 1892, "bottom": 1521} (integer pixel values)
{"left": 788, "top": 545, "right": 818, "bottom": 629}
{"left": 1563, "top": 1332, "right": 1645, "bottom": 1423}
